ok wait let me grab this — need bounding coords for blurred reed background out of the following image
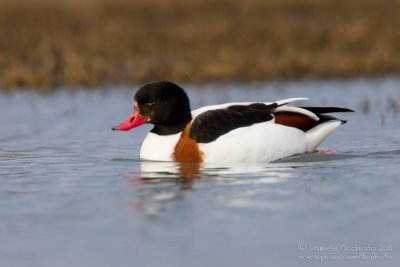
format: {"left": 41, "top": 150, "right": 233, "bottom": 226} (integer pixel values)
{"left": 1, "top": 0, "right": 400, "bottom": 90}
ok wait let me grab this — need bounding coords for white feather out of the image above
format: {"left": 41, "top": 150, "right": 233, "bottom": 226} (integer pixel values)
{"left": 140, "top": 132, "right": 181, "bottom": 161}
{"left": 275, "top": 97, "right": 308, "bottom": 106}
{"left": 275, "top": 106, "right": 319, "bottom": 121}
{"left": 305, "top": 120, "right": 343, "bottom": 151}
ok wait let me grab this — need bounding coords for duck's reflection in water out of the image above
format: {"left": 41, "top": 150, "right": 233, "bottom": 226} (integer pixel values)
{"left": 120, "top": 161, "right": 202, "bottom": 219}
{"left": 119, "top": 160, "right": 301, "bottom": 219}
{"left": 139, "top": 161, "right": 205, "bottom": 181}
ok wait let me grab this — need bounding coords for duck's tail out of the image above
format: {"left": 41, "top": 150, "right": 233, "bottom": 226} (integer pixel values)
{"left": 300, "top": 107, "right": 353, "bottom": 151}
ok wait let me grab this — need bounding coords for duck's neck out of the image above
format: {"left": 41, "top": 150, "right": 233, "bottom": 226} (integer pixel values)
{"left": 150, "top": 121, "right": 190, "bottom": 135}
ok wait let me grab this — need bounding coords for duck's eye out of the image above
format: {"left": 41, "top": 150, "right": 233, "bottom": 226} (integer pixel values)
{"left": 147, "top": 99, "right": 155, "bottom": 105}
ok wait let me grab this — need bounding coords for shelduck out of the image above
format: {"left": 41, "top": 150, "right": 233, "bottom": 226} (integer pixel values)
{"left": 112, "top": 81, "right": 353, "bottom": 163}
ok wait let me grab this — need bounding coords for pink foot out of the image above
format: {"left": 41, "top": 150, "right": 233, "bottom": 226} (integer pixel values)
{"left": 317, "top": 149, "right": 337, "bottom": 154}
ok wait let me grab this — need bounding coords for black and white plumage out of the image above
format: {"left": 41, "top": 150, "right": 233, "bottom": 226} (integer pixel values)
{"left": 112, "top": 81, "right": 353, "bottom": 163}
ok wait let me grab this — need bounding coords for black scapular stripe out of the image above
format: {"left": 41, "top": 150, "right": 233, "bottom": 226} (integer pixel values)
{"left": 189, "top": 103, "right": 277, "bottom": 143}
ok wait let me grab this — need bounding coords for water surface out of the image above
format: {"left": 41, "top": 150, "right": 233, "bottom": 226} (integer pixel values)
{"left": 1, "top": 78, "right": 399, "bottom": 266}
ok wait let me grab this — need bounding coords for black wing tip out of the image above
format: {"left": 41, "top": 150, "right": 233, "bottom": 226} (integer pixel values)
{"left": 340, "top": 108, "right": 355, "bottom": 113}
{"left": 301, "top": 107, "right": 355, "bottom": 113}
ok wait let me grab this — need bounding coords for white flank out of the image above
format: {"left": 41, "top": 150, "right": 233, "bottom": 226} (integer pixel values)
{"left": 199, "top": 121, "right": 307, "bottom": 163}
